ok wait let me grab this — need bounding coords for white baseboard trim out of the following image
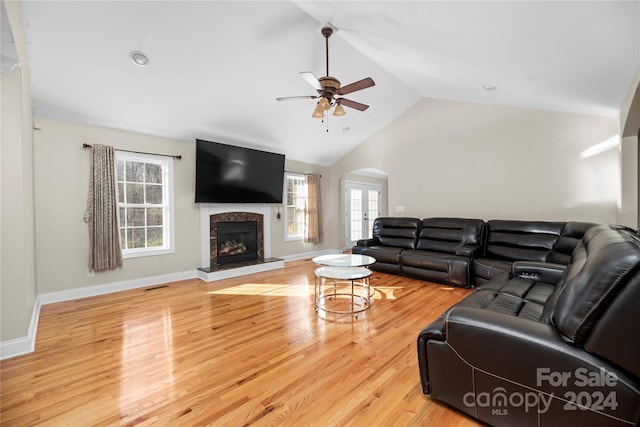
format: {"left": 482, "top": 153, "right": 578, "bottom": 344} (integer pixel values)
{"left": 0, "top": 296, "right": 41, "bottom": 360}
{"left": 0, "top": 251, "right": 343, "bottom": 360}
{"left": 38, "top": 270, "right": 197, "bottom": 305}
{"left": 1, "top": 270, "right": 196, "bottom": 360}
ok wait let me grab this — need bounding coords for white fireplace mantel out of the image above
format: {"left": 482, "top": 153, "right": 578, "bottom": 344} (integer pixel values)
{"left": 198, "top": 203, "right": 282, "bottom": 281}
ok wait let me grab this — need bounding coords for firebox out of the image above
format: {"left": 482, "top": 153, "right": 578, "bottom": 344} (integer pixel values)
{"left": 215, "top": 221, "right": 258, "bottom": 265}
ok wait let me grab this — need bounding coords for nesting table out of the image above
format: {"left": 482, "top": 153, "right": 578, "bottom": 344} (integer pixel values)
{"left": 312, "top": 254, "right": 376, "bottom": 317}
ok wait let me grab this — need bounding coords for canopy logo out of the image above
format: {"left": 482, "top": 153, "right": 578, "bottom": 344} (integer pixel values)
{"left": 463, "top": 388, "right": 553, "bottom": 415}
{"left": 463, "top": 367, "right": 619, "bottom": 416}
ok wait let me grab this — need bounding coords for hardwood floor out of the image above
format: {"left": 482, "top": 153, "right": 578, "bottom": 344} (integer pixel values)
{"left": 1, "top": 260, "right": 483, "bottom": 426}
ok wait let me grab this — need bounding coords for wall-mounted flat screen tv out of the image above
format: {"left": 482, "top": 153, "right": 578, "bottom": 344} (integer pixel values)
{"left": 195, "top": 139, "right": 285, "bottom": 203}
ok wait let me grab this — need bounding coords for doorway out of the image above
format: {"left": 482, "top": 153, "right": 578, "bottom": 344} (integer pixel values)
{"left": 344, "top": 180, "right": 382, "bottom": 248}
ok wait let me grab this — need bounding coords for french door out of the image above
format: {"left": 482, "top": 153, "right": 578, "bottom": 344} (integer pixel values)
{"left": 344, "top": 181, "right": 381, "bottom": 248}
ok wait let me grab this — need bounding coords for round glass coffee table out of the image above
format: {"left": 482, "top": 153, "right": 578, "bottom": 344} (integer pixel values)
{"left": 312, "top": 254, "right": 376, "bottom": 317}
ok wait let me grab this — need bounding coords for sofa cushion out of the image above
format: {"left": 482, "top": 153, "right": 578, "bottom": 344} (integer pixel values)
{"left": 465, "top": 274, "right": 555, "bottom": 321}
{"left": 550, "top": 224, "right": 640, "bottom": 346}
{"left": 484, "top": 220, "right": 565, "bottom": 262}
{"left": 421, "top": 272, "right": 555, "bottom": 341}
{"left": 416, "top": 217, "right": 484, "bottom": 254}
{"left": 547, "top": 221, "right": 598, "bottom": 265}
{"left": 372, "top": 217, "right": 421, "bottom": 249}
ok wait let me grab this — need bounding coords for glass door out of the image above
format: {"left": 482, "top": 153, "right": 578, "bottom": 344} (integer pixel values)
{"left": 344, "top": 181, "right": 381, "bottom": 248}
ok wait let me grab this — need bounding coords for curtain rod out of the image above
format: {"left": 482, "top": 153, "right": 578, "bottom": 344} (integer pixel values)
{"left": 82, "top": 143, "right": 182, "bottom": 160}
{"left": 285, "top": 170, "right": 322, "bottom": 177}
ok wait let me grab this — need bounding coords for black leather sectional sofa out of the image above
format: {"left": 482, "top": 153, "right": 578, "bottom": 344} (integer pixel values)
{"left": 418, "top": 224, "right": 640, "bottom": 426}
{"left": 354, "top": 217, "right": 640, "bottom": 426}
{"left": 352, "top": 217, "right": 597, "bottom": 288}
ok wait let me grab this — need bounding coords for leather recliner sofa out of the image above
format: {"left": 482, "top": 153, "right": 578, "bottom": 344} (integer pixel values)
{"left": 353, "top": 217, "right": 484, "bottom": 288}
{"left": 351, "top": 217, "right": 422, "bottom": 275}
{"left": 473, "top": 219, "right": 598, "bottom": 285}
{"left": 417, "top": 224, "right": 640, "bottom": 426}
{"left": 352, "top": 217, "right": 596, "bottom": 289}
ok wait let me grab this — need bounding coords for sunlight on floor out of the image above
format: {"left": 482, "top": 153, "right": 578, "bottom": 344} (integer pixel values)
{"left": 208, "top": 283, "right": 312, "bottom": 297}
{"left": 207, "top": 282, "right": 411, "bottom": 301}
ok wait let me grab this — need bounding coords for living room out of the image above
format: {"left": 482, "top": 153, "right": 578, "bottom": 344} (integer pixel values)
{"left": 2, "top": 1, "right": 639, "bottom": 425}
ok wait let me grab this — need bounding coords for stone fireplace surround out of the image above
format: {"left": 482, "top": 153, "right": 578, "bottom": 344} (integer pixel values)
{"left": 197, "top": 204, "right": 284, "bottom": 282}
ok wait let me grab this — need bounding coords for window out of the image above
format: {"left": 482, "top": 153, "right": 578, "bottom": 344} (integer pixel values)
{"left": 285, "top": 172, "right": 307, "bottom": 241}
{"left": 116, "top": 152, "right": 174, "bottom": 258}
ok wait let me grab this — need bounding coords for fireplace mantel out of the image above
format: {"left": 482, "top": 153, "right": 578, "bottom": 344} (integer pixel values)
{"left": 198, "top": 203, "right": 283, "bottom": 281}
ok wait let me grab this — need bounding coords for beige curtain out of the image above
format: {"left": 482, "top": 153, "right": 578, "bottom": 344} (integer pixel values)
{"left": 83, "top": 144, "right": 122, "bottom": 270}
{"left": 304, "top": 173, "right": 323, "bottom": 244}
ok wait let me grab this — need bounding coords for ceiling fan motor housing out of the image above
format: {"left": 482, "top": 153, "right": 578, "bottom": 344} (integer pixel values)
{"left": 318, "top": 76, "right": 341, "bottom": 100}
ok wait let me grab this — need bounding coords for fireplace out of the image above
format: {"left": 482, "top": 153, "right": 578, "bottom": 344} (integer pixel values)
{"left": 209, "top": 211, "right": 264, "bottom": 269}
{"left": 198, "top": 205, "right": 284, "bottom": 281}
{"left": 216, "top": 221, "right": 257, "bottom": 265}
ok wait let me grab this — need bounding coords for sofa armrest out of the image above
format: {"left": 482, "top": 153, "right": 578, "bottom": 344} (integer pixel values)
{"left": 431, "top": 306, "right": 640, "bottom": 422}
{"left": 356, "top": 237, "right": 380, "bottom": 247}
{"left": 511, "top": 261, "right": 566, "bottom": 284}
{"left": 455, "top": 245, "right": 482, "bottom": 258}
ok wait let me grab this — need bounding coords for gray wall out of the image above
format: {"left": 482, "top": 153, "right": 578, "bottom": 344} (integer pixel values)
{"left": 32, "top": 118, "right": 334, "bottom": 295}
{"left": 33, "top": 118, "right": 202, "bottom": 294}
{"left": 1, "top": 1, "right": 37, "bottom": 343}
{"left": 332, "top": 97, "right": 624, "bottom": 239}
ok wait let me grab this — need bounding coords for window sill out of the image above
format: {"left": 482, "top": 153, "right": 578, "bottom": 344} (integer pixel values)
{"left": 122, "top": 247, "right": 175, "bottom": 259}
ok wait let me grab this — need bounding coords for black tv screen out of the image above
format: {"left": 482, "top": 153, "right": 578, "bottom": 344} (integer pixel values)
{"left": 195, "top": 139, "right": 285, "bottom": 203}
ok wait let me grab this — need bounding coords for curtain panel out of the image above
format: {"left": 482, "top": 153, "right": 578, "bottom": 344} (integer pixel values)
{"left": 83, "top": 144, "right": 122, "bottom": 270}
{"left": 304, "top": 173, "right": 323, "bottom": 244}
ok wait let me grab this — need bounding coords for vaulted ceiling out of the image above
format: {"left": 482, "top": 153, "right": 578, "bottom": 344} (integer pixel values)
{"left": 16, "top": 1, "right": 640, "bottom": 165}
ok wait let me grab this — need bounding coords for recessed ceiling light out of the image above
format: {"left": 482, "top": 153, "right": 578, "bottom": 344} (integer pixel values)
{"left": 482, "top": 84, "right": 497, "bottom": 91}
{"left": 130, "top": 51, "right": 149, "bottom": 67}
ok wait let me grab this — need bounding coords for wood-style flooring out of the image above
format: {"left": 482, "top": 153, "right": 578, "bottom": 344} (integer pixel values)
{"left": 1, "top": 259, "right": 483, "bottom": 426}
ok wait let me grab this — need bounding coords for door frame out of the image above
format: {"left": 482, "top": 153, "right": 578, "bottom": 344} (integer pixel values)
{"left": 343, "top": 179, "right": 382, "bottom": 248}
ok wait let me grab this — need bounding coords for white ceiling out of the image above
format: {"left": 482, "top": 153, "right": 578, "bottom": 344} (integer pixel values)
{"left": 16, "top": 1, "right": 640, "bottom": 166}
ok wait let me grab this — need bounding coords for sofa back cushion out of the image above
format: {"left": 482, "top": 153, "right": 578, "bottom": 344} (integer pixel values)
{"left": 416, "top": 217, "right": 485, "bottom": 254}
{"left": 372, "top": 217, "right": 421, "bottom": 249}
{"left": 547, "top": 221, "right": 598, "bottom": 265}
{"left": 484, "top": 220, "right": 565, "bottom": 262}
{"left": 550, "top": 225, "right": 640, "bottom": 348}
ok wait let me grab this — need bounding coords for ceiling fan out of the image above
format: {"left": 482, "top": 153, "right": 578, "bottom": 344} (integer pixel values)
{"left": 276, "top": 25, "right": 375, "bottom": 118}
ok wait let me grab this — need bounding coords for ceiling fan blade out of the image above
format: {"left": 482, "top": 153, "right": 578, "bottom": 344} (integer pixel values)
{"left": 337, "top": 77, "right": 375, "bottom": 96}
{"left": 338, "top": 98, "right": 369, "bottom": 111}
{"left": 300, "top": 71, "right": 323, "bottom": 92}
{"left": 276, "top": 95, "right": 320, "bottom": 101}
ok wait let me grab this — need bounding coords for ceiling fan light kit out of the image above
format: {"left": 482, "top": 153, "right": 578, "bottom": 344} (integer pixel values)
{"left": 277, "top": 25, "right": 375, "bottom": 122}
{"left": 312, "top": 105, "right": 325, "bottom": 118}
{"left": 333, "top": 103, "right": 346, "bottom": 116}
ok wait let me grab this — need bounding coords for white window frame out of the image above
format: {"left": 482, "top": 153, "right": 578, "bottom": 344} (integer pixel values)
{"left": 284, "top": 172, "right": 307, "bottom": 242}
{"left": 116, "top": 151, "right": 175, "bottom": 258}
